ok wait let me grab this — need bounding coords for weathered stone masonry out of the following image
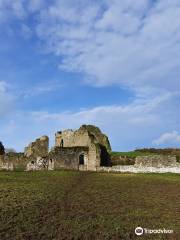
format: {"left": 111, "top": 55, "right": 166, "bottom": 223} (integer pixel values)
{"left": 55, "top": 125, "right": 111, "bottom": 170}
{"left": 24, "top": 136, "right": 49, "bottom": 158}
{"left": 49, "top": 146, "right": 89, "bottom": 171}
{"left": 135, "top": 155, "right": 179, "bottom": 168}
{"left": 98, "top": 154, "right": 180, "bottom": 173}
{"left": 0, "top": 125, "right": 111, "bottom": 171}
{"left": 1, "top": 125, "right": 180, "bottom": 173}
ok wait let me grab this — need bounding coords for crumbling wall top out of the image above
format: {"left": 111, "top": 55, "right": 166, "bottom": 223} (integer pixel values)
{"left": 55, "top": 125, "right": 111, "bottom": 152}
{"left": 24, "top": 135, "right": 49, "bottom": 158}
{"left": 78, "top": 125, "right": 111, "bottom": 152}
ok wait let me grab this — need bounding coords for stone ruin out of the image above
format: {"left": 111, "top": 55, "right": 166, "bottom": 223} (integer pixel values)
{"left": 0, "top": 125, "right": 180, "bottom": 173}
{"left": 55, "top": 125, "right": 111, "bottom": 170}
{"left": 135, "top": 155, "right": 179, "bottom": 168}
{"left": 0, "top": 125, "right": 111, "bottom": 171}
{"left": 98, "top": 154, "right": 180, "bottom": 173}
{"left": 24, "top": 136, "right": 49, "bottom": 158}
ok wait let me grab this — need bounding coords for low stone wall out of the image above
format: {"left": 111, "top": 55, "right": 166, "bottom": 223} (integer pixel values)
{"left": 97, "top": 165, "right": 180, "bottom": 173}
{"left": 111, "top": 155, "right": 135, "bottom": 165}
{"left": 1, "top": 154, "right": 12, "bottom": 170}
{"left": 0, "top": 153, "right": 30, "bottom": 171}
{"left": 5, "top": 153, "right": 29, "bottom": 169}
{"left": 135, "top": 155, "right": 178, "bottom": 167}
{"left": 0, "top": 162, "right": 14, "bottom": 171}
{"left": 98, "top": 154, "right": 180, "bottom": 173}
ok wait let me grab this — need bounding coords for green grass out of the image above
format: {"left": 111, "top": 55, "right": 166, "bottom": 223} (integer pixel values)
{"left": 111, "top": 151, "right": 153, "bottom": 158}
{"left": 0, "top": 171, "right": 179, "bottom": 240}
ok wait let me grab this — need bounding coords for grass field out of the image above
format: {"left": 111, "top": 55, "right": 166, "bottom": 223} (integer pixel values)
{"left": 0, "top": 171, "right": 179, "bottom": 240}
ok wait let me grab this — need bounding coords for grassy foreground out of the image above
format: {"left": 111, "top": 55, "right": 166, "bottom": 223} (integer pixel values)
{"left": 0, "top": 171, "right": 179, "bottom": 240}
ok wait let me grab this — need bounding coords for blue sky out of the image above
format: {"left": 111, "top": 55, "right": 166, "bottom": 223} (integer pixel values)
{"left": 0, "top": 0, "right": 180, "bottom": 151}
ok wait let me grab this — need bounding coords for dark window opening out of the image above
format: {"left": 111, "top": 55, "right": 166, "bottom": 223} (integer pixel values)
{"left": 79, "top": 154, "right": 84, "bottom": 165}
{"left": 100, "top": 145, "right": 111, "bottom": 166}
{"left": 61, "top": 139, "right": 64, "bottom": 147}
{"left": 31, "top": 161, "right": 35, "bottom": 164}
{"left": 50, "top": 159, "right": 52, "bottom": 163}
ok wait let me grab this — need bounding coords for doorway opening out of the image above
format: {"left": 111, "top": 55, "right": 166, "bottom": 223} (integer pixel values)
{"left": 100, "top": 145, "right": 111, "bottom": 166}
{"left": 79, "top": 154, "right": 84, "bottom": 165}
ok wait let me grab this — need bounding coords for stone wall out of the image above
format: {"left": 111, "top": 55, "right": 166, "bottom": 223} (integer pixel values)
{"left": 97, "top": 165, "right": 180, "bottom": 173}
{"left": 55, "top": 129, "right": 98, "bottom": 170}
{"left": 79, "top": 125, "right": 111, "bottom": 152}
{"left": 2, "top": 125, "right": 179, "bottom": 173}
{"left": 0, "top": 162, "right": 14, "bottom": 171}
{"left": 55, "top": 127, "right": 96, "bottom": 148}
{"left": 111, "top": 155, "right": 135, "bottom": 165}
{"left": 0, "top": 135, "right": 49, "bottom": 171}
{"left": 24, "top": 136, "right": 49, "bottom": 158}
{"left": 135, "top": 155, "right": 178, "bottom": 167}
{"left": 55, "top": 125, "right": 111, "bottom": 170}
{"left": 55, "top": 125, "right": 111, "bottom": 152}
{"left": 0, "top": 150, "right": 51, "bottom": 171}
{"left": 48, "top": 146, "right": 89, "bottom": 170}
{"left": 5, "top": 153, "right": 28, "bottom": 170}
{"left": 26, "top": 157, "right": 50, "bottom": 171}
{"left": 97, "top": 154, "right": 180, "bottom": 173}
{"left": 0, "top": 154, "right": 3, "bottom": 162}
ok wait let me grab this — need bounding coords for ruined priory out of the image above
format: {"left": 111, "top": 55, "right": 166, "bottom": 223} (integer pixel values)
{"left": 0, "top": 125, "right": 111, "bottom": 171}
{"left": 0, "top": 124, "right": 180, "bottom": 173}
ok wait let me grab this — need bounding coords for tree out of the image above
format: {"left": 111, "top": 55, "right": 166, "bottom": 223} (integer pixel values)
{"left": 0, "top": 142, "right": 5, "bottom": 155}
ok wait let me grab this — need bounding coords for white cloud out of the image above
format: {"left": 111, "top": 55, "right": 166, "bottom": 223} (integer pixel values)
{"left": 0, "top": 0, "right": 26, "bottom": 23}
{"left": 0, "top": 81, "right": 14, "bottom": 117}
{"left": 20, "top": 24, "right": 32, "bottom": 39}
{"left": 1, "top": 0, "right": 180, "bottom": 93}
{"left": 95, "top": 0, "right": 150, "bottom": 34}
{"left": 35, "top": 0, "right": 180, "bottom": 92}
{"left": 0, "top": 81, "right": 7, "bottom": 92}
{"left": 21, "top": 81, "right": 64, "bottom": 98}
{"left": 153, "top": 131, "right": 180, "bottom": 145}
{"left": 1, "top": 91, "right": 177, "bottom": 151}
{"left": 27, "top": 0, "right": 45, "bottom": 12}
{"left": 0, "top": 0, "right": 180, "bottom": 152}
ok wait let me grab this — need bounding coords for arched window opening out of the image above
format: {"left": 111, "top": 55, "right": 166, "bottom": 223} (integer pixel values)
{"left": 61, "top": 139, "right": 64, "bottom": 147}
{"left": 79, "top": 154, "right": 84, "bottom": 165}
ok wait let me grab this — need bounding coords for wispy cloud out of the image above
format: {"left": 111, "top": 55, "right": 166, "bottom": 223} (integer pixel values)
{"left": 153, "top": 131, "right": 180, "bottom": 146}
{"left": 22, "top": 81, "right": 64, "bottom": 98}
{"left": 0, "top": 0, "right": 26, "bottom": 23}
{"left": 0, "top": 81, "right": 14, "bottom": 117}
{"left": 0, "top": 91, "right": 177, "bottom": 151}
{"left": 0, "top": 0, "right": 180, "bottom": 151}
{"left": 35, "top": 0, "right": 180, "bottom": 92}
{"left": 1, "top": 1, "right": 180, "bottom": 92}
